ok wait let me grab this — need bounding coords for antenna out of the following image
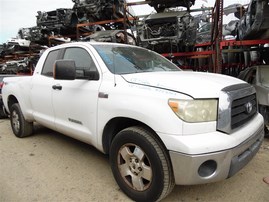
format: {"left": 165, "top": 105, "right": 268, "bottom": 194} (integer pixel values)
{"left": 113, "top": 45, "right": 117, "bottom": 87}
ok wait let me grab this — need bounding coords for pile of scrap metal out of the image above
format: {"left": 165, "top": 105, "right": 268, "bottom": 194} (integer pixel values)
{"left": 137, "top": 0, "right": 197, "bottom": 53}
{"left": 194, "top": 7, "right": 212, "bottom": 44}
{"left": 36, "top": 8, "right": 79, "bottom": 37}
{"left": 137, "top": 11, "right": 197, "bottom": 53}
{"left": 1, "top": 58, "right": 29, "bottom": 74}
{"left": 222, "top": 0, "right": 269, "bottom": 71}
{"left": 191, "top": 0, "right": 269, "bottom": 44}
{"left": 1, "top": 0, "right": 128, "bottom": 48}
{"left": 194, "top": 0, "right": 269, "bottom": 75}
{"left": 22, "top": 0, "right": 127, "bottom": 44}
{"left": 236, "top": 0, "right": 269, "bottom": 40}
{"left": 0, "top": 38, "right": 31, "bottom": 57}
{"left": 0, "top": 8, "right": 78, "bottom": 69}
{"left": 0, "top": 37, "right": 43, "bottom": 74}
{"left": 195, "top": 4, "right": 240, "bottom": 45}
{"left": 223, "top": 0, "right": 269, "bottom": 40}
{"left": 73, "top": 0, "right": 125, "bottom": 23}
{"left": 0, "top": 54, "right": 40, "bottom": 74}
{"left": 0, "top": 0, "right": 132, "bottom": 74}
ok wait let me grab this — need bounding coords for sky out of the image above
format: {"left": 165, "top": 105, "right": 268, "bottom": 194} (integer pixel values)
{"left": 0, "top": 0, "right": 250, "bottom": 44}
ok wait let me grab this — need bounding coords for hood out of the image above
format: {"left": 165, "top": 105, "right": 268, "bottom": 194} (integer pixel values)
{"left": 122, "top": 71, "right": 245, "bottom": 98}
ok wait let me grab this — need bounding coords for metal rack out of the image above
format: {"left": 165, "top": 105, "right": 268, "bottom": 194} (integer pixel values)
{"left": 160, "top": 0, "right": 269, "bottom": 76}
{"left": 2, "top": 0, "right": 269, "bottom": 76}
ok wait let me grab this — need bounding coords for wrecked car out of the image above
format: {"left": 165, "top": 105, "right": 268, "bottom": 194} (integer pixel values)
{"left": 72, "top": 0, "right": 125, "bottom": 22}
{"left": 147, "top": 0, "right": 195, "bottom": 12}
{"left": 0, "top": 38, "right": 31, "bottom": 58}
{"left": 1, "top": 58, "right": 29, "bottom": 74}
{"left": 238, "top": 65, "right": 269, "bottom": 137}
{"left": 17, "top": 27, "right": 47, "bottom": 45}
{"left": 137, "top": 11, "right": 197, "bottom": 53}
{"left": 223, "top": 3, "right": 246, "bottom": 19}
{"left": 6, "top": 38, "right": 31, "bottom": 52}
{"left": 237, "top": 0, "right": 269, "bottom": 40}
{"left": 36, "top": 8, "right": 79, "bottom": 36}
{"left": 82, "top": 30, "right": 136, "bottom": 45}
{"left": 193, "top": 9, "right": 212, "bottom": 44}
{"left": 0, "top": 44, "right": 14, "bottom": 58}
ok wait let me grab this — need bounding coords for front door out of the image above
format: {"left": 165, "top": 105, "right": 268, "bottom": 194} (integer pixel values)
{"left": 52, "top": 46, "right": 101, "bottom": 144}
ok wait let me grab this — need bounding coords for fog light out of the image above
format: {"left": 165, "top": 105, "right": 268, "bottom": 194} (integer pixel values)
{"left": 198, "top": 160, "right": 217, "bottom": 177}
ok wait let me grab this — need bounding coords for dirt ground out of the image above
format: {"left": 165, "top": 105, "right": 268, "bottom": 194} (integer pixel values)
{"left": 0, "top": 119, "right": 268, "bottom": 202}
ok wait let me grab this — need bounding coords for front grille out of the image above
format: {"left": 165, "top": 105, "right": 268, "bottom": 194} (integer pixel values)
{"left": 231, "top": 94, "right": 257, "bottom": 129}
{"left": 217, "top": 83, "right": 257, "bottom": 134}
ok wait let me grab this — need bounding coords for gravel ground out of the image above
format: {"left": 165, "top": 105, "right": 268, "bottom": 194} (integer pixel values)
{"left": 0, "top": 119, "right": 268, "bottom": 202}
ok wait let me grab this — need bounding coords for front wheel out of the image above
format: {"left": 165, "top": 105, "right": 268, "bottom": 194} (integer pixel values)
{"left": 110, "top": 126, "right": 174, "bottom": 202}
{"left": 10, "top": 103, "right": 33, "bottom": 138}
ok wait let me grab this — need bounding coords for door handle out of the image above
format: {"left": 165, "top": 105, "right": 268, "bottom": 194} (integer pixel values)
{"left": 52, "top": 84, "right": 62, "bottom": 90}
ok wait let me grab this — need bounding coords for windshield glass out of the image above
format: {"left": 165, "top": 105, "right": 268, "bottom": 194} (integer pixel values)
{"left": 92, "top": 44, "right": 181, "bottom": 74}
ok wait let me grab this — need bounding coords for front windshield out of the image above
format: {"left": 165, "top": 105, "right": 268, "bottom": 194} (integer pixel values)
{"left": 92, "top": 44, "right": 181, "bottom": 74}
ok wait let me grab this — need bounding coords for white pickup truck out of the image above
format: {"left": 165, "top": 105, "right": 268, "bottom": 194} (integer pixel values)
{"left": 2, "top": 42, "right": 264, "bottom": 201}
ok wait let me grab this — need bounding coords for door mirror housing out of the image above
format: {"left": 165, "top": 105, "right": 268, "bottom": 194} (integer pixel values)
{"left": 54, "top": 60, "right": 76, "bottom": 80}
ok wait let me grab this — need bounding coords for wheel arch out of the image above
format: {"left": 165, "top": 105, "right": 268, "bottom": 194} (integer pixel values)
{"left": 102, "top": 117, "right": 169, "bottom": 155}
{"left": 7, "top": 95, "right": 19, "bottom": 112}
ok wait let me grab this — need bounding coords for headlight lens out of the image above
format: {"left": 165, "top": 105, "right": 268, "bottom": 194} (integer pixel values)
{"left": 168, "top": 99, "right": 218, "bottom": 123}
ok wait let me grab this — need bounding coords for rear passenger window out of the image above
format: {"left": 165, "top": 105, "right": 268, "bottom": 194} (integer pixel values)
{"left": 63, "top": 47, "right": 97, "bottom": 79}
{"left": 42, "top": 49, "right": 60, "bottom": 77}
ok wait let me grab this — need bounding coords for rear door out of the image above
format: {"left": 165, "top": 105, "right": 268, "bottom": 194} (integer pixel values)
{"left": 31, "top": 49, "right": 61, "bottom": 129}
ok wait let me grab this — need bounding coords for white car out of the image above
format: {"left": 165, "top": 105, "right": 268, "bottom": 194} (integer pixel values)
{"left": 2, "top": 42, "right": 264, "bottom": 201}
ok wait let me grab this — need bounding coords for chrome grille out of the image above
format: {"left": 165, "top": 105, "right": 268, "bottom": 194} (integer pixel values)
{"left": 217, "top": 83, "right": 257, "bottom": 134}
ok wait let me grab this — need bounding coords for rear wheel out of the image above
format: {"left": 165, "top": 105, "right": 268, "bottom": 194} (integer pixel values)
{"left": 10, "top": 103, "right": 33, "bottom": 138}
{"left": 110, "top": 126, "right": 174, "bottom": 202}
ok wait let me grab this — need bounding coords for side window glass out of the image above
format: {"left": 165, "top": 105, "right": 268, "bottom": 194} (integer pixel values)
{"left": 63, "top": 47, "right": 97, "bottom": 78}
{"left": 41, "top": 49, "right": 59, "bottom": 77}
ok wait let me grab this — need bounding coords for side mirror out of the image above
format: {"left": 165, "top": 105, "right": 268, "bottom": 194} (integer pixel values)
{"left": 54, "top": 60, "right": 76, "bottom": 80}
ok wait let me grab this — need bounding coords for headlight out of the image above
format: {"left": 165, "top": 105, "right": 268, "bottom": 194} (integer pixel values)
{"left": 168, "top": 99, "right": 218, "bottom": 123}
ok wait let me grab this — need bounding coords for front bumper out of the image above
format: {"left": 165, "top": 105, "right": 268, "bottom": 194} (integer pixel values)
{"left": 169, "top": 119, "right": 264, "bottom": 185}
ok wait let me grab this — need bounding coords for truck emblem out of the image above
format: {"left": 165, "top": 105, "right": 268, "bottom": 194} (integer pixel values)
{"left": 245, "top": 102, "right": 253, "bottom": 114}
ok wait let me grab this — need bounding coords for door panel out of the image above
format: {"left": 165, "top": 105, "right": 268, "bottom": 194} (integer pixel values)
{"left": 30, "top": 49, "right": 60, "bottom": 129}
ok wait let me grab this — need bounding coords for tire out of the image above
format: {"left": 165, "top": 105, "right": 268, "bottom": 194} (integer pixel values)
{"left": 110, "top": 126, "right": 175, "bottom": 202}
{"left": 10, "top": 103, "right": 33, "bottom": 138}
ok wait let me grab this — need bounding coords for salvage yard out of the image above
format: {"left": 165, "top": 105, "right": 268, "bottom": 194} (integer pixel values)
{"left": 0, "top": 119, "right": 268, "bottom": 202}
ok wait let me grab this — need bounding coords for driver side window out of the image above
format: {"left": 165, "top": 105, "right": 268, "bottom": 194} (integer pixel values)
{"left": 63, "top": 47, "right": 97, "bottom": 79}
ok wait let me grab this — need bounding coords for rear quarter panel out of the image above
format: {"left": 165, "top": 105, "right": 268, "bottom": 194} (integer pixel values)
{"left": 2, "top": 76, "right": 34, "bottom": 121}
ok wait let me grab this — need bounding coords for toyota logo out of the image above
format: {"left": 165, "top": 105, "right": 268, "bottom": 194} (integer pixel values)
{"left": 245, "top": 102, "right": 253, "bottom": 114}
